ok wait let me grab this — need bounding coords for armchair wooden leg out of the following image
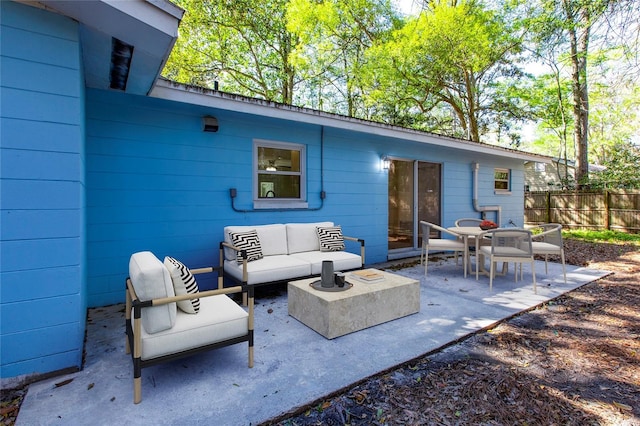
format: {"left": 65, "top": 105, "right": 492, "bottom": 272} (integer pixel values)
{"left": 134, "top": 376, "right": 142, "bottom": 404}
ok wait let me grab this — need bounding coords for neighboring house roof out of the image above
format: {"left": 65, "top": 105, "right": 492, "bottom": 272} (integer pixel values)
{"left": 526, "top": 158, "right": 606, "bottom": 172}
{"left": 151, "top": 78, "right": 550, "bottom": 163}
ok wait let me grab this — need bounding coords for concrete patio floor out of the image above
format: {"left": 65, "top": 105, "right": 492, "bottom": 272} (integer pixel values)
{"left": 16, "top": 257, "right": 608, "bottom": 425}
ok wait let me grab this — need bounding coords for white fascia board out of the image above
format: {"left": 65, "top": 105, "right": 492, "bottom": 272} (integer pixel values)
{"left": 151, "top": 79, "right": 549, "bottom": 163}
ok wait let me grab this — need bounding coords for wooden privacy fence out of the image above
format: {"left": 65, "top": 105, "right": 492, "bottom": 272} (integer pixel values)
{"left": 524, "top": 190, "right": 640, "bottom": 234}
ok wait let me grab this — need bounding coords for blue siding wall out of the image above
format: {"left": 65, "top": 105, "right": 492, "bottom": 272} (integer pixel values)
{"left": 86, "top": 89, "right": 525, "bottom": 307}
{"left": 1, "top": 2, "right": 86, "bottom": 379}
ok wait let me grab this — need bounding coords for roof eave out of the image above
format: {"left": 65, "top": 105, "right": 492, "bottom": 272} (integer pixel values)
{"left": 150, "top": 79, "right": 550, "bottom": 163}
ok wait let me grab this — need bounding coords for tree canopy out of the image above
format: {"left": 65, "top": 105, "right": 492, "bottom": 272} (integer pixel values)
{"left": 163, "top": 0, "right": 640, "bottom": 187}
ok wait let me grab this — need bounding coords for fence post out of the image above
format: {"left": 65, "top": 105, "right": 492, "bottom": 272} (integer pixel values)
{"left": 546, "top": 191, "right": 551, "bottom": 223}
{"left": 605, "top": 190, "right": 610, "bottom": 230}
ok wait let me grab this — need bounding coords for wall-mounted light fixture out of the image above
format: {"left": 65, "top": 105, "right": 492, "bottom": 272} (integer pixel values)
{"left": 382, "top": 155, "right": 390, "bottom": 170}
{"left": 203, "top": 115, "right": 219, "bottom": 132}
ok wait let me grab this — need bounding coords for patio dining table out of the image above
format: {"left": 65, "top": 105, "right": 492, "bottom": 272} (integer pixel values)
{"left": 447, "top": 226, "right": 501, "bottom": 277}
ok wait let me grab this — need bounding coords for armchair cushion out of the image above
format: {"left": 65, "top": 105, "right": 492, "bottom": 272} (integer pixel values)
{"left": 129, "top": 252, "right": 177, "bottom": 334}
{"left": 139, "top": 294, "right": 249, "bottom": 361}
{"left": 164, "top": 256, "right": 200, "bottom": 314}
{"left": 316, "top": 225, "right": 345, "bottom": 252}
{"left": 230, "top": 230, "right": 264, "bottom": 263}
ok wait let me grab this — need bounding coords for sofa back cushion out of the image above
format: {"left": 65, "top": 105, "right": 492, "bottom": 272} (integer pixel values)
{"left": 129, "top": 251, "right": 177, "bottom": 334}
{"left": 286, "top": 222, "right": 334, "bottom": 254}
{"left": 224, "top": 224, "right": 287, "bottom": 261}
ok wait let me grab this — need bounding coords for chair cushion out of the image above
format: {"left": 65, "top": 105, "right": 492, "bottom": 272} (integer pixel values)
{"left": 224, "top": 255, "right": 312, "bottom": 285}
{"left": 129, "top": 251, "right": 177, "bottom": 334}
{"left": 230, "top": 230, "right": 264, "bottom": 263}
{"left": 224, "top": 224, "right": 287, "bottom": 261}
{"left": 316, "top": 225, "right": 345, "bottom": 252}
{"left": 286, "top": 222, "right": 333, "bottom": 254}
{"left": 164, "top": 257, "right": 200, "bottom": 314}
{"left": 480, "top": 246, "right": 530, "bottom": 258}
{"left": 532, "top": 241, "right": 561, "bottom": 254}
{"left": 139, "top": 294, "right": 248, "bottom": 360}
{"left": 290, "top": 250, "right": 362, "bottom": 275}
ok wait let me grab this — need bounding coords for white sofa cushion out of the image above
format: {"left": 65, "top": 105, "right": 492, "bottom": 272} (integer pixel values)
{"left": 164, "top": 256, "right": 200, "bottom": 314}
{"left": 229, "top": 230, "right": 264, "bottom": 263}
{"left": 224, "top": 255, "right": 312, "bottom": 285}
{"left": 139, "top": 294, "right": 248, "bottom": 360}
{"left": 316, "top": 225, "right": 345, "bottom": 252}
{"left": 129, "top": 251, "right": 177, "bottom": 334}
{"left": 290, "top": 250, "right": 363, "bottom": 275}
{"left": 224, "top": 224, "right": 287, "bottom": 261}
{"left": 286, "top": 222, "right": 333, "bottom": 254}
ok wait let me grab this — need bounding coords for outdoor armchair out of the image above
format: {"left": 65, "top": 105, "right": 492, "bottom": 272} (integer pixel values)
{"left": 532, "top": 223, "right": 566, "bottom": 283}
{"left": 420, "top": 221, "right": 468, "bottom": 277}
{"left": 125, "top": 251, "right": 254, "bottom": 403}
{"left": 477, "top": 229, "right": 537, "bottom": 293}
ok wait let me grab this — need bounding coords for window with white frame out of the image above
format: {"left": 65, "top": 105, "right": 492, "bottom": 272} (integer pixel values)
{"left": 494, "top": 168, "right": 510, "bottom": 191}
{"left": 254, "top": 140, "right": 306, "bottom": 206}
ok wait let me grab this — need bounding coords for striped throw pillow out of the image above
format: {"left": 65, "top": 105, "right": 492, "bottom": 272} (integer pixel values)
{"left": 317, "top": 226, "right": 345, "bottom": 252}
{"left": 164, "top": 257, "right": 200, "bottom": 314}
{"left": 230, "top": 230, "right": 264, "bottom": 263}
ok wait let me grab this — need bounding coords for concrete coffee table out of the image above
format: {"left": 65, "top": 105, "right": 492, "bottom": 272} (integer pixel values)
{"left": 287, "top": 269, "right": 420, "bottom": 339}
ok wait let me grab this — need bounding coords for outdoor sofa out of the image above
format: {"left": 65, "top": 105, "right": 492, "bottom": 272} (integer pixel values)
{"left": 219, "top": 221, "right": 365, "bottom": 289}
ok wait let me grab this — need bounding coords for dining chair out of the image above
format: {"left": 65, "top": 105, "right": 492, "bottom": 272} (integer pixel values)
{"left": 420, "top": 221, "right": 468, "bottom": 277}
{"left": 477, "top": 229, "right": 537, "bottom": 293}
{"left": 454, "top": 218, "right": 483, "bottom": 227}
{"left": 531, "top": 223, "right": 566, "bottom": 284}
{"left": 454, "top": 218, "right": 488, "bottom": 274}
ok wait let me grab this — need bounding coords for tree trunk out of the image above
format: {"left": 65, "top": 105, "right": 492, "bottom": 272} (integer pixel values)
{"left": 564, "top": 0, "right": 591, "bottom": 188}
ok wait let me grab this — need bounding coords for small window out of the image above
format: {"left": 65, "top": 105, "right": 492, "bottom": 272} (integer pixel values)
{"left": 254, "top": 140, "right": 306, "bottom": 207}
{"left": 494, "top": 168, "right": 510, "bottom": 191}
{"left": 535, "top": 162, "right": 545, "bottom": 172}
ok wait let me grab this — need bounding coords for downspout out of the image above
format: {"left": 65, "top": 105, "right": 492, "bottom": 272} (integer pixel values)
{"left": 472, "top": 162, "right": 502, "bottom": 225}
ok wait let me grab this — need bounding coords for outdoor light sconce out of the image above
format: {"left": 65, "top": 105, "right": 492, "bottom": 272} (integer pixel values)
{"left": 382, "top": 155, "right": 390, "bottom": 170}
{"left": 203, "top": 115, "right": 219, "bottom": 132}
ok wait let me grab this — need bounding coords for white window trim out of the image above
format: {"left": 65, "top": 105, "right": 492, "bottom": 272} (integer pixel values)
{"left": 494, "top": 168, "right": 511, "bottom": 194}
{"left": 253, "top": 139, "right": 307, "bottom": 209}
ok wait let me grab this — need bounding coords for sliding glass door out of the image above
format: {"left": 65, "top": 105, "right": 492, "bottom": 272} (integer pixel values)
{"left": 388, "top": 159, "right": 441, "bottom": 252}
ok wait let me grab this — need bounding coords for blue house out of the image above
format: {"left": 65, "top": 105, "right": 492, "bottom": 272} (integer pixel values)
{"left": 0, "top": 0, "right": 547, "bottom": 385}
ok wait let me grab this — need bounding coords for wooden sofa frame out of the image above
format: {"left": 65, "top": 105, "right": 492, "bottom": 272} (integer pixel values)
{"left": 125, "top": 266, "right": 254, "bottom": 404}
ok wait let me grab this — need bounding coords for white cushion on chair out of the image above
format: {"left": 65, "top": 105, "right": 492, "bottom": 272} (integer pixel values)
{"left": 129, "top": 251, "right": 177, "bottom": 334}
{"left": 531, "top": 241, "right": 559, "bottom": 254}
{"left": 224, "top": 255, "right": 311, "bottom": 284}
{"left": 286, "top": 222, "right": 333, "bottom": 254}
{"left": 290, "top": 251, "right": 362, "bottom": 274}
{"left": 139, "top": 295, "right": 249, "bottom": 360}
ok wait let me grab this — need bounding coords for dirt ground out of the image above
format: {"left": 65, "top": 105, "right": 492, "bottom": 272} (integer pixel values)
{"left": 262, "top": 239, "right": 640, "bottom": 425}
{"left": 2, "top": 239, "right": 639, "bottom": 425}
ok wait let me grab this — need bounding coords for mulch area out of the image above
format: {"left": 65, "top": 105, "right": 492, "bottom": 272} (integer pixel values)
{"left": 2, "top": 239, "right": 639, "bottom": 425}
{"left": 261, "top": 239, "right": 640, "bottom": 425}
